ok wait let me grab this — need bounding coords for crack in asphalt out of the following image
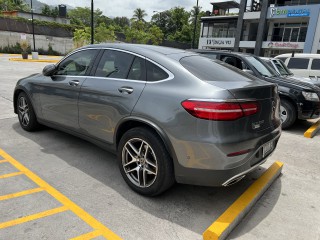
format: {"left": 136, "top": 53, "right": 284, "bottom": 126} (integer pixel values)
{"left": 0, "top": 95, "right": 13, "bottom": 102}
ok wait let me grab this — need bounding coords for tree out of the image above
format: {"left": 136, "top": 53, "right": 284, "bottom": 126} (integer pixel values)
{"left": 51, "top": 6, "right": 59, "bottom": 18}
{"left": 148, "top": 25, "right": 164, "bottom": 45}
{"left": 113, "top": 16, "right": 130, "bottom": 28}
{"left": 132, "top": 8, "right": 147, "bottom": 22}
{"left": 41, "top": 4, "right": 51, "bottom": 15}
{"left": 68, "top": 7, "right": 103, "bottom": 27}
{"left": 0, "top": 0, "right": 29, "bottom": 11}
{"left": 95, "top": 23, "right": 116, "bottom": 43}
{"left": 73, "top": 27, "right": 91, "bottom": 48}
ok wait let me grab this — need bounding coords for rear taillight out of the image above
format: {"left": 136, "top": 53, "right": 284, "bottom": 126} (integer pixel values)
{"left": 181, "top": 100, "right": 259, "bottom": 121}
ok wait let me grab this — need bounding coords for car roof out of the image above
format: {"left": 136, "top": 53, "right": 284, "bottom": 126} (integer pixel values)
{"left": 276, "top": 53, "right": 320, "bottom": 58}
{"left": 79, "top": 43, "right": 195, "bottom": 59}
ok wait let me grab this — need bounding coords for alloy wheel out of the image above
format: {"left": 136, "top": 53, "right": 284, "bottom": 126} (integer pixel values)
{"left": 122, "top": 138, "right": 158, "bottom": 188}
{"left": 18, "top": 96, "right": 30, "bottom": 127}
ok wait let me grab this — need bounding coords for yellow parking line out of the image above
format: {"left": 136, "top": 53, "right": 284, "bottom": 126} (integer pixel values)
{"left": 0, "top": 159, "right": 9, "bottom": 163}
{"left": 0, "top": 171, "right": 23, "bottom": 179}
{"left": 203, "top": 161, "right": 283, "bottom": 240}
{"left": 0, "top": 206, "right": 68, "bottom": 229}
{"left": 70, "top": 230, "right": 102, "bottom": 240}
{"left": 9, "top": 58, "right": 59, "bottom": 63}
{"left": 0, "top": 187, "right": 44, "bottom": 201}
{"left": 0, "top": 149, "right": 122, "bottom": 240}
{"left": 304, "top": 119, "right": 320, "bottom": 138}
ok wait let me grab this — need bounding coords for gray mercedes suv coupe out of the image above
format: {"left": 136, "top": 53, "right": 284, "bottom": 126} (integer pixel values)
{"left": 14, "top": 44, "right": 281, "bottom": 196}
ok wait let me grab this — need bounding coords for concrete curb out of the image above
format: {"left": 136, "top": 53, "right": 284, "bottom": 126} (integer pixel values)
{"left": 9, "top": 58, "right": 59, "bottom": 63}
{"left": 203, "top": 161, "right": 283, "bottom": 240}
{"left": 304, "top": 119, "right": 320, "bottom": 138}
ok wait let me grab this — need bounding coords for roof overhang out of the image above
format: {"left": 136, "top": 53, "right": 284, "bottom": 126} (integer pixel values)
{"left": 210, "top": 0, "right": 240, "bottom": 9}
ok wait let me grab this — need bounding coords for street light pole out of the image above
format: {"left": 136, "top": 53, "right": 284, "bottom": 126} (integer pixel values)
{"left": 192, "top": 0, "right": 199, "bottom": 49}
{"left": 91, "top": 0, "right": 94, "bottom": 44}
{"left": 30, "top": 0, "right": 36, "bottom": 52}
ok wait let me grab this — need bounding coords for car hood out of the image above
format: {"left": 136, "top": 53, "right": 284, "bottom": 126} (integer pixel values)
{"left": 266, "top": 75, "right": 320, "bottom": 92}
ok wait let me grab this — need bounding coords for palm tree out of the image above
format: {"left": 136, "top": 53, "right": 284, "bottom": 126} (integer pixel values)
{"left": 132, "top": 8, "right": 147, "bottom": 22}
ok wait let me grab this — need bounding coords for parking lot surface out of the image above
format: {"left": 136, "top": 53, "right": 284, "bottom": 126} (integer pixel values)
{"left": 0, "top": 55, "right": 319, "bottom": 239}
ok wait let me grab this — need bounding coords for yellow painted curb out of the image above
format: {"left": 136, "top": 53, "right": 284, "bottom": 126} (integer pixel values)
{"left": 203, "top": 161, "right": 283, "bottom": 240}
{"left": 304, "top": 119, "right": 320, "bottom": 138}
{"left": 9, "top": 58, "right": 59, "bottom": 63}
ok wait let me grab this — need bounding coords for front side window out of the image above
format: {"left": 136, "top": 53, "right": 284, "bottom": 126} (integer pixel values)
{"left": 245, "top": 56, "right": 277, "bottom": 77}
{"left": 56, "top": 50, "right": 98, "bottom": 76}
{"left": 287, "top": 58, "right": 309, "bottom": 69}
{"left": 95, "top": 50, "right": 134, "bottom": 79}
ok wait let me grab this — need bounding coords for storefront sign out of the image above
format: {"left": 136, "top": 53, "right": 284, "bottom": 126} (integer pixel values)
{"left": 199, "top": 38, "right": 235, "bottom": 48}
{"left": 264, "top": 41, "right": 304, "bottom": 49}
{"left": 270, "top": 8, "right": 310, "bottom": 18}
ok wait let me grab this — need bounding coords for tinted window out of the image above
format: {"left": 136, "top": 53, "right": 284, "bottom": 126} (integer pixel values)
{"left": 277, "top": 57, "right": 287, "bottom": 63}
{"left": 287, "top": 58, "right": 309, "bottom": 69}
{"left": 95, "top": 50, "right": 134, "bottom": 79}
{"left": 56, "top": 50, "right": 98, "bottom": 76}
{"left": 180, "top": 56, "right": 257, "bottom": 81}
{"left": 146, "top": 61, "right": 169, "bottom": 81}
{"left": 127, "top": 57, "right": 146, "bottom": 81}
{"left": 311, "top": 59, "right": 320, "bottom": 70}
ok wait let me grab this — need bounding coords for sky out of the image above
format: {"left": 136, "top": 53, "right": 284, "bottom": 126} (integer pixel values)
{"left": 39, "top": 0, "right": 217, "bottom": 21}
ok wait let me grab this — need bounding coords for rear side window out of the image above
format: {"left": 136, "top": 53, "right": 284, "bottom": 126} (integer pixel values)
{"left": 127, "top": 57, "right": 146, "bottom": 81}
{"left": 311, "top": 59, "right": 320, "bottom": 70}
{"left": 146, "top": 61, "right": 169, "bottom": 81}
{"left": 95, "top": 50, "right": 134, "bottom": 79}
{"left": 287, "top": 58, "right": 309, "bottom": 69}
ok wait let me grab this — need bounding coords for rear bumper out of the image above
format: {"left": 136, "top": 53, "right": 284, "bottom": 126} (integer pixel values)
{"left": 174, "top": 126, "right": 281, "bottom": 187}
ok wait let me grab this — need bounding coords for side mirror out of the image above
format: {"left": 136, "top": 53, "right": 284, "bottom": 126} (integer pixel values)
{"left": 243, "top": 69, "right": 254, "bottom": 76}
{"left": 43, "top": 64, "right": 56, "bottom": 76}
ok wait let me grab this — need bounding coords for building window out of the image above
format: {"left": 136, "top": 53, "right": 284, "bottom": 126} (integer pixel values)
{"left": 271, "top": 22, "right": 308, "bottom": 42}
{"left": 203, "top": 22, "right": 236, "bottom": 38}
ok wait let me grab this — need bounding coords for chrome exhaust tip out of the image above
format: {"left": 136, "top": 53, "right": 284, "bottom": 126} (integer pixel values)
{"left": 222, "top": 175, "right": 246, "bottom": 187}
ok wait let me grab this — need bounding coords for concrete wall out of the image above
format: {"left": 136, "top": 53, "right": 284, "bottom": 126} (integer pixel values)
{"left": 0, "top": 31, "right": 73, "bottom": 55}
{"left": 17, "top": 12, "right": 70, "bottom": 25}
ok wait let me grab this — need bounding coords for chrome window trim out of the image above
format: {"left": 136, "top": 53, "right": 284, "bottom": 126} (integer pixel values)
{"left": 55, "top": 47, "right": 175, "bottom": 82}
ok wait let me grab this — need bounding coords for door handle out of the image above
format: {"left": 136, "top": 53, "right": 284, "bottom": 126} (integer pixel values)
{"left": 118, "top": 87, "right": 133, "bottom": 94}
{"left": 68, "top": 80, "right": 79, "bottom": 86}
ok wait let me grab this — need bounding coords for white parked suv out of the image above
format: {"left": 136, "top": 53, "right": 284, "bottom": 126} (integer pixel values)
{"left": 275, "top": 53, "right": 320, "bottom": 80}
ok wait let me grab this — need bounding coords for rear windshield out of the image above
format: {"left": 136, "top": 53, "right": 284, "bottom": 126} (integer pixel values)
{"left": 180, "top": 55, "right": 258, "bottom": 81}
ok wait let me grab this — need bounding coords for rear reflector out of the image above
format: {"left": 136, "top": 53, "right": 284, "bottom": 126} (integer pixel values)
{"left": 227, "top": 149, "right": 253, "bottom": 157}
{"left": 181, "top": 100, "right": 259, "bottom": 121}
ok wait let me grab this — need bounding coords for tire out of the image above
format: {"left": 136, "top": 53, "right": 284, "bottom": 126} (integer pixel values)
{"left": 280, "top": 99, "right": 297, "bottom": 129}
{"left": 118, "top": 127, "right": 175, "bottom": 196}
{"left": 17, "top": 92, "right": 40, "bottom": 131}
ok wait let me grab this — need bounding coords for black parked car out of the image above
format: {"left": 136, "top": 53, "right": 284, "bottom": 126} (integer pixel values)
{"left": 191, "top": 50, "right": 320, "bottom": 129}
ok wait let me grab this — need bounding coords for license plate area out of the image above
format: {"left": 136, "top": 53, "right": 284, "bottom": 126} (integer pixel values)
{"left": 262, "top": 141, "right": 274, "bottom": 158}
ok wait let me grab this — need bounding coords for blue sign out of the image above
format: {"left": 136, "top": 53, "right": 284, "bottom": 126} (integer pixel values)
{"left": 287, "top": 9, "right": 310, "bottom": 17}
{"left": 270, "top": 8, "right": 310, "bottom": 18}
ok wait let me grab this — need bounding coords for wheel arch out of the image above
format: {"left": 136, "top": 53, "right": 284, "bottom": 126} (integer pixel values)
{"left": 115, "top": 117, "right": 177, "bottom": 164}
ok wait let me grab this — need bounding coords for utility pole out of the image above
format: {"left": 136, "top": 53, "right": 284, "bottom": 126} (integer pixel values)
{"left": 91, "top": 0, "right": 94, "bottom": 44}
{"left": 192, "top": 0, "right": 199, "bottom": 49}
{"left": 30, "top": 0, "right": 36, "bottom": 52}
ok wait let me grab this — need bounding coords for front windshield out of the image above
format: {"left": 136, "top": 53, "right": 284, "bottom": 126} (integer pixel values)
{"left": 245, "top": 56, "right": 278, "bottom": 77}
{"left": 274, "top": 59, "right": 293, "bottom": 76}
